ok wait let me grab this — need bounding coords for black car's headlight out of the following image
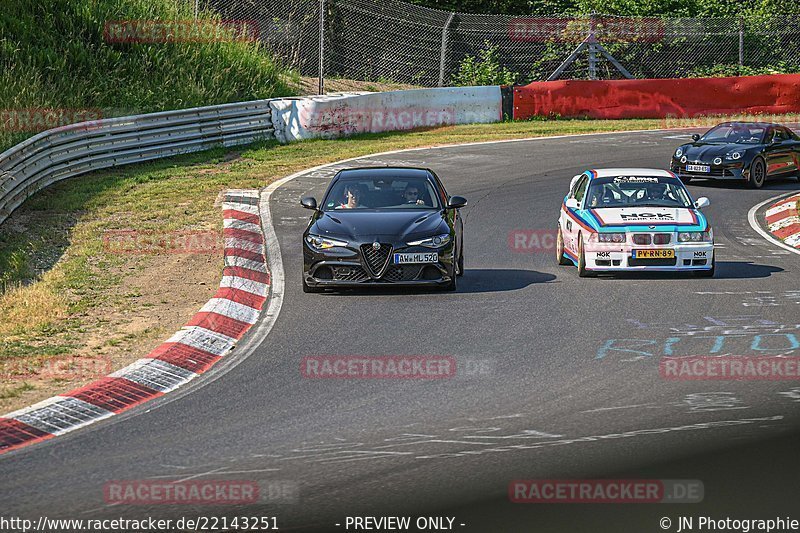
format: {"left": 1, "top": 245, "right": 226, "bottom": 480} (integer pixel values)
{"left": 675, "top": 148, "right": 683, "bottom": 158}
{"left": 724, "top": 151, "right": 743, "bottom": 160}
{"left": 305, "top": 234, "right": 348, "bottom": 250}
{"left": 407, "top": 233, "right": 451, "bottom": 248}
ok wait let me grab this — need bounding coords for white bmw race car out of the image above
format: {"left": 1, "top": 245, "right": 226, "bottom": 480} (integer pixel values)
{"left": 556, "top": 168, "right": 715, "bottom": 277}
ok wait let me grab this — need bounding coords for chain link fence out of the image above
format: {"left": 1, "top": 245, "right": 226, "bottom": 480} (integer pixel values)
{"left": 199, "top": 0, "right": 800, "bottom": 88}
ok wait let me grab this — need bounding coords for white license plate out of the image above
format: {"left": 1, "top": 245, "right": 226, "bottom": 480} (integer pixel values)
{"left": 686, "top": 164, "right": 710, "bottom": 173}
{"left": 394, "top": 252, "right": 438, "bottom": 264}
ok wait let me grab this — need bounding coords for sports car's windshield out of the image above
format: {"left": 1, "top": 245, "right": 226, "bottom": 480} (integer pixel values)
{"left": 699, "top": 123, "right": 765, "bottom": 144}
{"left": 322, "top": 176, "right": 442, "bottom": 210}
{"left": 586, "top": 176, "right": 693, "bottom": 209}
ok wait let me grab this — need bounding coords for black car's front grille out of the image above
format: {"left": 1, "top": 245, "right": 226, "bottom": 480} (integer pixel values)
{"left": 360, "top": 243, "right": 393, "bottom": 277}
{"left": 676, "top": 165, "right": 732, "bottom": 177}
{"left": 332, "top": 265, "right": 369, "bottom": 282}
{"left": 383, "top": 265, "right": 424, "bottom": 282}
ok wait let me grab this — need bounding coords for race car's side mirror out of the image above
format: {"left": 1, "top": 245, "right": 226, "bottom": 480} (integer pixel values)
{"left": 447, "top": 196, "right": 467, "bottom": 209}
{"left": 300, "top": 196, "right": 318, "bottom": 210}
{"left": 570, "top": 175, "right": 581, "bottom": 191}
{"left": 691, "top": 133, "right": 701, "bottom": 141}
{"left": 694, "top": 197, "right": 710, "bottom": 209}
{"left": 565, "top": 198, "right": 580, "bottom": 209}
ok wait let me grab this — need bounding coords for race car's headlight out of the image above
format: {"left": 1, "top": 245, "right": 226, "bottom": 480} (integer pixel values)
{"left": 725, "top": 151, "right": 743, "bottom": 160}
{"left": 597, "top": 232, "right": 626, "bottom": 243}
{"left": 675, "top": 148, "right": 683, "bottom": 157}
{"left": 678, "top": 231, "right": 712, "bottom": 242}
{"left": 305, "top": 234, "right": 348, "bottom": 250}
{"left": 408, "top": 233, "right": 451, "bottom": 248}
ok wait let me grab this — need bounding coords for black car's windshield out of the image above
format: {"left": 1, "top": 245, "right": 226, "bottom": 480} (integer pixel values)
{"left": 322, "top": 175, "right": 442, "bottom": 210}
{"left": 586, "top": 176, "right": 693, "bottom": 209}
{"left": 700, "top": 124, "right": 765, "bottom": 144}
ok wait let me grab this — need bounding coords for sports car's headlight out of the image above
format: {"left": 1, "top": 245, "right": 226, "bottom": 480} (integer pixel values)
{"left": 725, "top": 151, "right": 743, "bottom": 160}
{"left": 597, "top": 232, "right": 626, "bottom": 243}
{"left": 305, "top": 234, "right": 348, "bottom": 250}
{"left": 675, "top": 148, "right": 683, "bottom": 157}
{"left": 407, "top": 233, "right": 451, "bottom": 248}
{"left": 678, "top": 231, "right": 712, "bottom": 242}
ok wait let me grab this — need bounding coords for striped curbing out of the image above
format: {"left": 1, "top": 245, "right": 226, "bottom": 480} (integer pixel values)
{"left": 0, "top": 190, "right": 269, "bottom": 455}
{"left": 765, "top": 193, "right": 800, "bottom": 247}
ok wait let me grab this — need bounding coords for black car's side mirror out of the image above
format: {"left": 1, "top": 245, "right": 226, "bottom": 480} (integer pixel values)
{"left": 447, "top": 196, "right": 467, "bottom": 209}
{"left": 300, "top": 196, "right": 318, "bottom": 210}
{"left": 691, "top": 133, "right": 701, "bottom": 141}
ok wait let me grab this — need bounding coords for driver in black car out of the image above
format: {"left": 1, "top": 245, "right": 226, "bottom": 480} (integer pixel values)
{"left": 403, "top": 184, "right": 425, "bottom": 205}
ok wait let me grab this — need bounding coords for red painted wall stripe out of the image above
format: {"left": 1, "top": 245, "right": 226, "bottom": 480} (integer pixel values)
{"left": 514, "top": 73, "right": 800, "bottom": 120}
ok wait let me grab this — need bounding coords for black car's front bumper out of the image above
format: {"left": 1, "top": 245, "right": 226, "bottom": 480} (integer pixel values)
{"left": 671, "top": 158, "right": 748, "bottom": 181}
{"left": 303, "top": 239, "right": 456, "bottom": 289}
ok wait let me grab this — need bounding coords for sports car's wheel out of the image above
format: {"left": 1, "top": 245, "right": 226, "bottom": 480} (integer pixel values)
{"left": 748, "top": 157, "right": 766, "bottom": 189}
{"left": 302, "top": 277, "right": 322, "bottom": 293}
{"left": 456, "top": 245, "right": 464, "bottom": 277}
{"left": 556, "top": 227, "right": 570, "bottom": 266}
{"left": 441, "top": 275, "right": 457, "bottom": 291}
{"left": 577, "top": 234, "right": 594, "bottom": 278}
{"left": 695, "top": 257, "right": 715, "bottom": 278}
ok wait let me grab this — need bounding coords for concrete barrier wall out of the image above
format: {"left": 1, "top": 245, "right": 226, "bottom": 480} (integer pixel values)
{"left": 513, "top": 74, "right": 800, "bottom": 120}
{"left": 271, "top": 86, "right": 503, "bottom": 143}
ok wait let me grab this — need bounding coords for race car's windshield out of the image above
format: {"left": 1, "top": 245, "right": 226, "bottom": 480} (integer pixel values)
{"left": 322, "top": 176, "right": 442, "bottom": 210}
{"left": 586, "top": 176, "right": 693, "bottom": 209}
{"left": 699, "top": 124, "right": 765, "bottom": 144}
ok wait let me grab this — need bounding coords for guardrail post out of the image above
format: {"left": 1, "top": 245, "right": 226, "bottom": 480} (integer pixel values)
{"left": 318, "top": 0, "right": 325, "bottom": 95}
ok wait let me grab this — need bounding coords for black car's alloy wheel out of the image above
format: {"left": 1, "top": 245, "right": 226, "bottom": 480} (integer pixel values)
{"left": 748, "top": 157, "right": 766, "bottom": 189}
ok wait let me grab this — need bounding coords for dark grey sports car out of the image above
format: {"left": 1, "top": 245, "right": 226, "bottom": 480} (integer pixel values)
{"left": 670, "top": 122, "right": 800, "bottom": 189}
{"left": 300, "top": 167, "right": 466, "bottom": 292}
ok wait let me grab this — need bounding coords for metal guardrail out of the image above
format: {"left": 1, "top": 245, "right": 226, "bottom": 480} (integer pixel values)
{"left": 0, "top": 100, "right": 276, "bottom": 226}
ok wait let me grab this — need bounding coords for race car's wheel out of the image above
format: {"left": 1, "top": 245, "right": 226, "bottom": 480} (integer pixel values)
{"left": 456, "top": 244, "right": 464, "bottom": 277}
{"left": 577, "top": 233, "right": 594, "bottom": 278}
{"left": 556, "top": 227, "right": 570, "bottom": 266}
{"left": 303, "top": 277, "right": 322, "bottom": 293}
{"left": 748, "top": 157, "right": 766, "bottom": 189}
{"left": 695, "top": 257, "right": 716, "bottom": 278}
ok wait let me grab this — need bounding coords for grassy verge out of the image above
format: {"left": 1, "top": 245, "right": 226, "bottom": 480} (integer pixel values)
{"left": 0, "top": 118, "right": 663, "bottom": 412}
{"left": 0, "top": 0, "right": 298, "bottom": 152}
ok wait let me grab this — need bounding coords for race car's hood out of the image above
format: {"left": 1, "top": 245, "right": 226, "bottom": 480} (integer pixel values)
{"left": 312, "top": 209, "right": 446, "bottom": 241}
{"left": 680, "top": 143, "right": 754, "bottom": 161}
{"left": 587, "top": 207, "right": 707, "bottom": 231}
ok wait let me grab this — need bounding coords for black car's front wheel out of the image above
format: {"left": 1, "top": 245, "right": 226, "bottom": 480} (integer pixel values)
{"left": 748, "top": 157, "right": 766, "bottom": 189}
{"left": 456, "top": 244, "right": 464, "bottom": 277}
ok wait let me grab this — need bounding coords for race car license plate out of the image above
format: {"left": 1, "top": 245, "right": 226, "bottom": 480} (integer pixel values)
{"left": 394, "top": 252, "right": 438, "bottom": 264}
{"left": 686, "top": 164, "right": 710, "bottom": 173}
{"left": 633, "top": 249, "right": 675, "bottom": 259}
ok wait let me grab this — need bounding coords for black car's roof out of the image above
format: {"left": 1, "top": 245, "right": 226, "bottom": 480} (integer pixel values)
{"left": 716, "top": 121, "right": 788, "bottom": 128}
{"left": 334, "top": 167, "right": 434, "bottom": 180}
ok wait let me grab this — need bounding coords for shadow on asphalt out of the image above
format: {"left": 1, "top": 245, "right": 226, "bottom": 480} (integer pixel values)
{"left": 686, "top": 176, "right": 800, "bottom": 191}
{"left": 586, "top": 261, "right": 782, "bottom": 281}
{"left": 317, "top": 269, "right": 556, "bottom": 296}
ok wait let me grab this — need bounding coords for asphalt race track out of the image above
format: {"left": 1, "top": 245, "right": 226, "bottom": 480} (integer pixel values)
{"left": 2, "top": 130, "right": 800, "bottom": 532}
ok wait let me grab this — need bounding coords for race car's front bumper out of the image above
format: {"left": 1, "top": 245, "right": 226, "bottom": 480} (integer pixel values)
{"left": 670, "top": 159, "right": 747, "bottom": 181}
{"left": 581, "top": 242, "right": 714, "bottom": 272}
